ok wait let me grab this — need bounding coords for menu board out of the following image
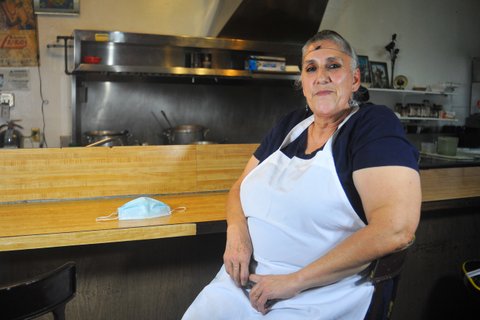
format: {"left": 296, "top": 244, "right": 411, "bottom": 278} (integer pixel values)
{"left": 0, "top": 0, "right": 38, "bottom": 66}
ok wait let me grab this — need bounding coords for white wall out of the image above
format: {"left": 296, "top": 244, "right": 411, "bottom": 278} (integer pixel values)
{"left": 4, "top": 0, "right": 228, "bottom": 147}
{"left": 4, "top": 0, "right": 480, "bottom": 147}
{"left": 321, "top": 0, "right": 480, "bottom": 125}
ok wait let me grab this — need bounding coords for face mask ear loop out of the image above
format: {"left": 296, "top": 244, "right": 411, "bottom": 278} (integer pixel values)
{"left": 170, "top": 206, "right": 187, "bottom": 214}
{"left": 96, "top": 211, "right": 119, "bottom": 222}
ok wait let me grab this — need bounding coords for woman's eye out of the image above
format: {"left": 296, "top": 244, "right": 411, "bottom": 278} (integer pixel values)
{"left": 327, "top": 63, "right": 342, "bottom": 69}
{"left": 305, "top": 65, "right": 317, "bottom": 72}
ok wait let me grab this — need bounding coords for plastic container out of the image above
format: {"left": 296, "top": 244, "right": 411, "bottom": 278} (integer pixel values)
{"left": 82, "top": 56, "right": 102, "bottom": 64}
{"left": 437, "top": 136, "right": 459, "bottom": 156}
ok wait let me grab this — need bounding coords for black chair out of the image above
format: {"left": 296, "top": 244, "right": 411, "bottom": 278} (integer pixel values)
{"left": 0, "top": 262, "right": 76, "bottom": 320}
{"left": 364, "top": 239, "right": 414, "bottom": 320}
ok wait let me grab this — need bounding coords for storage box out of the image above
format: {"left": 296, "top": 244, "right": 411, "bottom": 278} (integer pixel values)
{"left": 246, "top": 55, "right": 286, "bottom": 72}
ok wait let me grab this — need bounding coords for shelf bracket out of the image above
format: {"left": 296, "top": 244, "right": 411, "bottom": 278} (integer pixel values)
{"left": 47, "top": 36, "right": 74, "bottom": 76}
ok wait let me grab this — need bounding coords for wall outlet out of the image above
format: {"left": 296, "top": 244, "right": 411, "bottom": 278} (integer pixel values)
{"left": 0, "top": 92, "right": 14, "bottom": 107}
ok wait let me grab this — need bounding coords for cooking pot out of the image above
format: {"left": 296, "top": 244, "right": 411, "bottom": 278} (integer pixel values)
{"left": 163, "top": 125, "right": 209, "bottom": 145}
{"left": 84, "top": 130, "right": 130, "bottom": 147}
{"left": 0, "top": 120, "right": 23, "bottom": 148}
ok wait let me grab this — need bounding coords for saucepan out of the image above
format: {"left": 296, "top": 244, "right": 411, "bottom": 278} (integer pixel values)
{"left": 163, "top": 124, "right": 209, "bottom": 145}
{"left": 156, "top": 110, "right": 210, "bottom": 145}
{"left": 84, "top": 130, "right": 130, "bottom": 147}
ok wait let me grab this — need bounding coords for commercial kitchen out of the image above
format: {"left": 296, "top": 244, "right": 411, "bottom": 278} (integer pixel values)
{"left": 1, "top": 0, "right": 480, "bottom": 319}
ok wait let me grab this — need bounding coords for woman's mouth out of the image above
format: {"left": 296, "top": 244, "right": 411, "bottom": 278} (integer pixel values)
{"left": 314, "top": 90, "right": 333, "bottom": 96}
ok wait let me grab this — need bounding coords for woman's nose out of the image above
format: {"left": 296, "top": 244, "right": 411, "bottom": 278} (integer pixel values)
{"left": 315, "top": 68, "right": 330, "bottom": 84}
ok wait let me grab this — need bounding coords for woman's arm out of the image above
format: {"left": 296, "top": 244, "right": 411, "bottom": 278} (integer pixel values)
{"left": 249, "top": 165, "right": 421, "bottom": 313}
{"left": 223, "top": 156, "right": 259, "bottom": 287}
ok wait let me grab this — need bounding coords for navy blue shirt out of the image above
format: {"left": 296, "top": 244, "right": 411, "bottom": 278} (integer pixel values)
{"left": 253, "top": 104, "right": 419, "bottom": 224}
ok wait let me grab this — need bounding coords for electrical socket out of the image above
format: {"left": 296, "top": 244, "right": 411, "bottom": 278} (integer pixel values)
{"left": 0, "top": 92, "right": 14, "bottom": 107}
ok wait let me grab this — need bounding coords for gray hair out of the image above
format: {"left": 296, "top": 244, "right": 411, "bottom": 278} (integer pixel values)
{"left": 296, "top": 30, "right": 360, "bottom": 106}
{"left": 301, "top": 30, "right": 358, "bottom": 71}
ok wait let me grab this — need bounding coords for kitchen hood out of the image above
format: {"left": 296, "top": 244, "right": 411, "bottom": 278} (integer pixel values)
{"left": 216, "top": 0, "right": 328, "bottom": 44}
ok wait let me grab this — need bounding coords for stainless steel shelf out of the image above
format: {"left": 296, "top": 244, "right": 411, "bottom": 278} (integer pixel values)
{"left": 369, "top": 88, "right": 454, "bottom": 96}
{"left": 74, "top": 64, "right": 300, "bottom": 80}
{"left": 398, "top": 117, "right": 458, "bottom": 121}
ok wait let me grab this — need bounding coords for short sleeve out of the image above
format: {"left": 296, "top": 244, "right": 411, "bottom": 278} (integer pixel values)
{"left": 349, "top": 106, "right": 419, "bottom": 171}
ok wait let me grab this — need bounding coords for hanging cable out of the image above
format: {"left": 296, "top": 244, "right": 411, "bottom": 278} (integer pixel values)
{"left": 37, "top": 65, "right": 48, "bottom": 148}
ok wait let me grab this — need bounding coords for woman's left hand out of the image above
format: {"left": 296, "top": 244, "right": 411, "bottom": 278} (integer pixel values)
{"left": 248, "top": 273, "right": 299, "bottom": 314}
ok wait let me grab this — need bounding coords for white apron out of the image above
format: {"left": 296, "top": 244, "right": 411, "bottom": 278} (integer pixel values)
{"left": 183, "top": 111, "right": 374, "bottom": 320}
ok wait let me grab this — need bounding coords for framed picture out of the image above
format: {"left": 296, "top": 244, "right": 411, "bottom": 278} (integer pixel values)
{"left": 357, "top": 55, "right": 372, "bottom": 84}
{"left": 33, "top": 0, "right": 80, "bottom": 15}
{"left": 370, "top": 61, "right": 389, "bottom": 88}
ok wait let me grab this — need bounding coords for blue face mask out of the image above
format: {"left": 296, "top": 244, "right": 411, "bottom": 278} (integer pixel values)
{"left": 96, "top": 197, "right": 185, "bottom": 221}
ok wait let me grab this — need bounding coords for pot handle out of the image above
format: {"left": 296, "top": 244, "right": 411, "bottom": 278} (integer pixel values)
{"left": 85, "top": 137, "right": 116, "bottom": 147}
{"left": 162, "top": 129, "right": 173, "bottom": 144}
{"left": 203, "top": 128, "right": 210, "bottom": 140}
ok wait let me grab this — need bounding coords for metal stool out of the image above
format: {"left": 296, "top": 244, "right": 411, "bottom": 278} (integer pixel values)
{"left": 0, "top": 262, "right": 76, "bottom": 320}
{"left": 364, "top": 240, "right": 414, "bottom": 320}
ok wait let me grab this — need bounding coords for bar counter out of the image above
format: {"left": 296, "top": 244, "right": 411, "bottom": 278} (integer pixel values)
{"left": 0, "top": 145, "right": 479, "bottom": 320}
{"left": 1, "top": 166, "right": 479, "bottom": 252}
{"left": 0, "top": 192, "right": 228, "bottom": 252}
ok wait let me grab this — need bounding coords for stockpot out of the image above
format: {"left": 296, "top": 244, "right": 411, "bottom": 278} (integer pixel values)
{"left": 84, "top": 130, "right": 130, "bottom": 147}
{"left": 163, "top": 125, "right": 209, "bottom": 145}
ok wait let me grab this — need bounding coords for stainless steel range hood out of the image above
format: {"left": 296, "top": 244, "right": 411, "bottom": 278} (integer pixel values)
{"left": 216, "top": 0, "right": 328, "bottom": 44}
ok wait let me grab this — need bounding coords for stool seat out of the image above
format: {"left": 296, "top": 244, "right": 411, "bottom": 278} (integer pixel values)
{"left": 0, "top": 262, "right": 76, "bottom": 320}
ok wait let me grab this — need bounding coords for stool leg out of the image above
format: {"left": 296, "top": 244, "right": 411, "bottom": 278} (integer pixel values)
{"left": 52, "top": 304, "right": 66, "bottom": 320}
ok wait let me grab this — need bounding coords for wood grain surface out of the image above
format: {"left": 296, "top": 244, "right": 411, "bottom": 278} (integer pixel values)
{"left": 420, "top": 167, "right": 480, "bottom": 201}
{"left": 0, "top": 192, "right": 227, "bottom": 251}
{"left": 0, "top": 144, "right": 479, "bottom": 252}
{"left": 0, "top": 144, "right": 256, "bottom": 202}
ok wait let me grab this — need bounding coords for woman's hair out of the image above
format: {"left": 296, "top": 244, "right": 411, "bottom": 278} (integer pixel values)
{"left": 301, "top": 30, "right": 358, "bottom": 71}
{"left": 296, "top": 30, "right": 360, "bottom": 106}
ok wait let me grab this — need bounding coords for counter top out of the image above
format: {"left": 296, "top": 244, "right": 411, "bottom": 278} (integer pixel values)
{"left": 1, "top": 145, "right": 479, "bottom": 253}
{"left": 0, "top": 192, "right": 227, "bottom": 252}
{"left": 1, "top": 166, "right": 480, "bottom": 252}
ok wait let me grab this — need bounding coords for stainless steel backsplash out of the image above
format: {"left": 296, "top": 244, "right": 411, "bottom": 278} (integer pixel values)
{"left": 78, "top": 79, "right": 304, "bottom": 146}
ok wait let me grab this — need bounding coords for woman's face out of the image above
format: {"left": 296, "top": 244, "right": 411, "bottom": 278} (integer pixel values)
{"left": 301, "top": 40, "right": 360, "bottom": 118}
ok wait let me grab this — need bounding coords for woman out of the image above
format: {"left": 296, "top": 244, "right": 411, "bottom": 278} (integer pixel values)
{"left": 183, "top": 30, "right": 421, "bottom": 319}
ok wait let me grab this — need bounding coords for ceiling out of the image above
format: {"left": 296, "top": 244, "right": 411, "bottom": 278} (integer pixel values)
{"left": 216, "top": 0, "right": 329, "bottom": 44}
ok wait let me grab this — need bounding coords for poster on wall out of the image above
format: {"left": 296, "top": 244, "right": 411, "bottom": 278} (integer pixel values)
{"left": 0, "top": 0, "right": 38, "bottom": 67}
{"left": 0, "top": 68, "right": 30, "bottom": 90}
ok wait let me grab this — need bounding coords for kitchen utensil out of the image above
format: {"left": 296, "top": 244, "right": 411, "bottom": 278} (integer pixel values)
{"left": 163, "top": 125, "right": 209, "bottom": 145}
{"left": 161, "top": 110, "right": 173, "bottom": 129}
{"left": 421, "top": 142, "right": 436, "bottom": 154}
{"left": 437, "top": 136, "right": 459, "bottom": 156}
{"left": 0, "top": 120, "right": 23, "bottom": 148}
{"left": 84, "top": 130, "right": 130, "bottom": 147}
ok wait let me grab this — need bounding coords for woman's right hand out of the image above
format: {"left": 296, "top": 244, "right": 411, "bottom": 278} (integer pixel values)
{"left": 224, "top": 155, "right": 259, "bottom": 287}
{"left": 223, "top": 222, "right": 253, "bottom": 287}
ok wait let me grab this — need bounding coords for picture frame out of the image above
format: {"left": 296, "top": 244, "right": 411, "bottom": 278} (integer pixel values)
{"left": 370, "top": 61, "right": 390, "bottom": 88}
{"left": 357, "top": 55, "right": 372, "bottom": 85}
{"left": 33, "top": 0, "right": 80, "bottom": 15}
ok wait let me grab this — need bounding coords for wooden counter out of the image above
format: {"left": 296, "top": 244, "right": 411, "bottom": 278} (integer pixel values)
{"left": 0, "top": 145, "right": 479, "bottom": 252}
{"left": 0, "top": 192, "right": 227, "bottom": 252}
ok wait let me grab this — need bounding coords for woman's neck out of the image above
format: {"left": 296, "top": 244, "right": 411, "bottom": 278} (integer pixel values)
{"left": 305, "top": 108, "right": 352, "bottom": 154}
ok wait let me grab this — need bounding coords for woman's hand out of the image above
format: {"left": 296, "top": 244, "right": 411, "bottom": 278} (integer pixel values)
{"left": 224, "top": 156, "right": 259, "bottom": 287}
{"left": 248, "top": 273, "right": 300, "bottom": 314}
{"left": 223, "top": 223, "right": 253, "bottom": 287}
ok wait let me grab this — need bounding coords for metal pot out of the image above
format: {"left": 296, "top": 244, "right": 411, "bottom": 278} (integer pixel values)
{"left": 163, "top": 125, "right": 209, "bottom": 145}
{"left": 84, "top": 130, "right": 130, "bottom": 147}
